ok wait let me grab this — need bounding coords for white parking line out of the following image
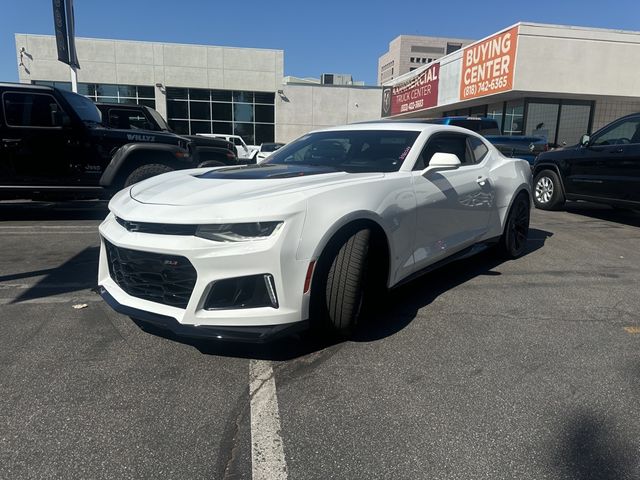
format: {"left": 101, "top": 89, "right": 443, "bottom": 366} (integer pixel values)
{"left": 249, "top": 360, "right": 288, "bottom": 480}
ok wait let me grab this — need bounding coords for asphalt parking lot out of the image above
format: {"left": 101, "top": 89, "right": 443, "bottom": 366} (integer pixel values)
{"left": 1, "top": 200, "right": 639, "bottom": 480}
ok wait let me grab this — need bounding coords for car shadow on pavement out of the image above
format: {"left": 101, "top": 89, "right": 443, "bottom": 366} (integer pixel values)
{"left": 2, "top": 247, "right": 99, "bottom": 303}
{"left": 0, "top": 200, "right": 109, "bottom": 221}
{"left": 564, "top": 202, "right": 640, "bottom": 228}
{"left": 352, "top": 227, "right": 553, "bottom": 342}
{"left": 140, "top": 228, "right": 552, "bottom": 360}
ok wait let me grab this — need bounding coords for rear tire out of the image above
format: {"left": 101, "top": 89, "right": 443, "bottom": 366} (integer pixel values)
{"left": 313, "top": 228, "right": 371, "bottom": 337}
{"left": 498, "top": 192, "right": 530, "bottom": 259}
{"left": 533, "top": 169, "right": 564, "bottom": 210}
{"left": 124, "top": 164, "right": 173, "bottom": 187}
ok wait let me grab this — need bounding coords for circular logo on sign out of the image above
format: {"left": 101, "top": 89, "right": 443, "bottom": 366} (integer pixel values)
{"left": 382, "top": 88, "right": 392, "bottom": 117}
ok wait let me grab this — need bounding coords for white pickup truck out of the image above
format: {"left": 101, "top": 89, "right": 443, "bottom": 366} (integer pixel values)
{"left": 197, "top": 134, "right": 259, "bottom": 161}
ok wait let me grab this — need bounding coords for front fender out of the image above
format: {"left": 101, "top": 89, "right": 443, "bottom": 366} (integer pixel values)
{"left": 295, "top": 174, "right": 417, "bottom": 287}
{"left": 99, "top": 143, "right": 192, "bottom": 187}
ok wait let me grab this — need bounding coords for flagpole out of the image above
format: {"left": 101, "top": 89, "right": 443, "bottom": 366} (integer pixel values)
{"left": 70, "top": 65, "right": 78, "bottom": 93}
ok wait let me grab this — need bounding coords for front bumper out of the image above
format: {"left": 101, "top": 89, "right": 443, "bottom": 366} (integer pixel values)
{"left": 99, "top": 287, "right": 308, "bottom": 342}
{"left": 98, "top": 210, "right": 311, "bottom": 337}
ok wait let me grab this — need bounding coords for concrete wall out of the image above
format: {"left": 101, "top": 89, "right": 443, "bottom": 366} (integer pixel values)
{"left": 514, "top": 23, "right": 640, "bottom": 97}
{"left": 275, "top": 85, "right": 382, "bottom": 143}
{"left": 15, "top": 34, "right": 284, "bottom": 119}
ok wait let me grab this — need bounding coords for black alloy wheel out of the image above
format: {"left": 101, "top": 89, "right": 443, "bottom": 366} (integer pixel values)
{"left": 500, "top": 193, "right": 530, "bottom": 259}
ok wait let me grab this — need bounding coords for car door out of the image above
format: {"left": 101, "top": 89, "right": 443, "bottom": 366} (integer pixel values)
{"left": 410, "top": 132, "right": 494, "bottom": 270}
{"left": 566, "top": 116, "right": 640, "bottom": 202}
{"left": 0, "top": 90, "right": 75, "bottom": 186}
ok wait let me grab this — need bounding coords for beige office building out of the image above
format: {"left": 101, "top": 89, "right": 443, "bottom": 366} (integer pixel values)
{"left": 378, "top": 35, "right": 474, "bottom": 85}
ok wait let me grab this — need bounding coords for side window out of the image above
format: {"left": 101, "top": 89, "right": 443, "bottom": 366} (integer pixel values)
{"left": 414, "top": 134, "right": 474, "bottom": 170}
{"left": 3, "top": 92, "right": 68, "bottom": 128}
{"left": 467, "top": 136, "right": 489, "bottom": 162}
{"left": 107, "top": 109, "right": 153, "bottom": 130}
{"left": 233, "top": 138, "right": 243, "bottom": 146}
{"left": 592, "top": 118, "right": 640, "bottom": 146}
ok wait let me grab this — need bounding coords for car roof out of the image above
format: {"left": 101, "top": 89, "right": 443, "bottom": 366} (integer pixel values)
{"left": 316, "top": 121, "right": 484, "bottom": 136}
{"left": 0, "top": 82, "right": 55, "bottom": 92}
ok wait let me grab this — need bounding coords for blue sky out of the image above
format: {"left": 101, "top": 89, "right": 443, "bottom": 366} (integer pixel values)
{"left": 2, "top": 0, "right": 639, "bottom": 85}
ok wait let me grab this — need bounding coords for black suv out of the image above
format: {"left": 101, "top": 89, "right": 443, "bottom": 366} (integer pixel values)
{"left": 532, "top": 113, "right": 640, "bottom": 210}
{"left": 95, "top": 102, "right": 237, "bottom": 167}
{"left": 0, "top": 83, "right": 237, "bottom": 200}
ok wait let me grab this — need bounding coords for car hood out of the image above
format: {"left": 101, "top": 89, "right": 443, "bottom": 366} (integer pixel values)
{"left": 129, "top": 164, "right": 384, "bottom": 206}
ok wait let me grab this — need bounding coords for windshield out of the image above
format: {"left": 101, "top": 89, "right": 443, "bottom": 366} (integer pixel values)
{"left": 147, "top": 107, "right": 170, "bottom": 131}
{"left": 264, "top": 130, "right": 419, "bottom": 173}
{"left": 59, "top": 90, "right": 102, "bottom": 123}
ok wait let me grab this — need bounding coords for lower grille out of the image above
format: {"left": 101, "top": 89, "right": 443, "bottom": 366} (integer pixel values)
{"left": 104, "top": 240, "right": 197, "bottom": 309}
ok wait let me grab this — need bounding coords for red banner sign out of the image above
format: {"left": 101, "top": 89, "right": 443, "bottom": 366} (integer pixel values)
{"left": 382, "top": 63, "right": 439, "bottom": 117}
{"left": 460, "top": 26, "right": 518, "bottom": 100}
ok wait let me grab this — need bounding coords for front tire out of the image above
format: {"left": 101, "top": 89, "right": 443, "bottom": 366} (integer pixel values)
{"left": 498, "top": 192, "right": 530, "bottom": 259}
{"left": 313, "top": 228, "right": 371, "bottom": 337}
{"left": 124, "top": 164, "right": 173, "bottom": 187}
{"left": 533, "top": 169, "right": 565, "bottom": 210}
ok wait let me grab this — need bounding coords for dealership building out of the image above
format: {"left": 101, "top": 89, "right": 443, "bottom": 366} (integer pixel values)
{"left": 382, "top": 22, "right": 640, "bottom": 146}
{"left": 13, "top": 34, "right": 382, "bottom": 144}
{"left": 14, "top": 22, "right": 640, "bottom": 147}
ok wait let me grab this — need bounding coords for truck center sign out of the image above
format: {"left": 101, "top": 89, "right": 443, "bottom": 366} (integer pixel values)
{"left": 381, "top": 63, "right": 439, "bottom": 117}
{"left": 460, "top": 26, "right": 518, "bottom": 100}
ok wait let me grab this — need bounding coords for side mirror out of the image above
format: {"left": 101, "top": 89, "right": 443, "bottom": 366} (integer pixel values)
{"left": 421, "top": 152, "right": 461, "bottom": 175}
{"left": 580, "top": 134, "right": 590, "bottom": 147}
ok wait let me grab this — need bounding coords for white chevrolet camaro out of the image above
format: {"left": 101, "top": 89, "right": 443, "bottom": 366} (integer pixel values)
{"left": 98, "top": 122, "right": 532, "bottom": 342}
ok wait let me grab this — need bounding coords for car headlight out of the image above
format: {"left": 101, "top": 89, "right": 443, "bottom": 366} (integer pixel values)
{"left": 195, "top": 222, "right": 283, "bottom": 242}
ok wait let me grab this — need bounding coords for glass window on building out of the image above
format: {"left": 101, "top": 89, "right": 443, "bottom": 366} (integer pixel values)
{"left": 556, "top": 103, "right": 592, "bottom": 147}
{"left": 504, "top": 101, "right": 524, "bottom": 135}
{"left": 446, "top": 43, "right": 463, "bottom": 54}
{"left": 525, "top": 101, "right": 559, "bottom": 143}
{"left": 33, "top": 81, "right": 155, "bottom": 108}
{"left": 486, "top": 102, "right": 504, "bottom": 132}
{"left": 32, "top": 80, "right": 72, "bottom": 91}
{"left": 166, "top": 87, "right": 276, "bottom": 144}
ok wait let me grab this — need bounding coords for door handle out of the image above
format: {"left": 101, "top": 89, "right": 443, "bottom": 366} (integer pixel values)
{"left": 611, "top": 147, "right": 624, "bottom": 153}
{"left": 476, "top": 175, "right": 488, "bottom": 186}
